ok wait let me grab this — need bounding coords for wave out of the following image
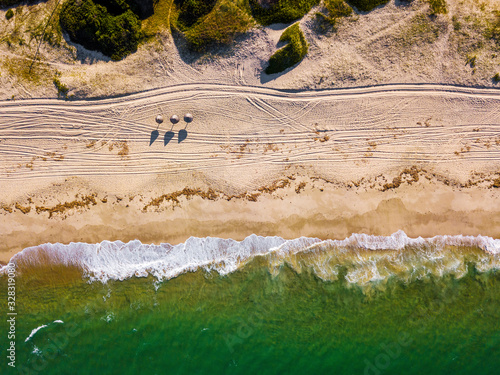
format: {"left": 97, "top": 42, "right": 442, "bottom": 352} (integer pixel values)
{"left": 1, "top": 231, "right": 500, "bottom": 285}
{"left": 25, "top": 320, "right": 64, "bottom": 342}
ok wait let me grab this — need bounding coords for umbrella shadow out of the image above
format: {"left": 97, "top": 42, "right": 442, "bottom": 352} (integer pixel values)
{"left": 178, "top": 129, "right": 188, "bottom": 143}
{"left": 150, "top": 130, "right": 159, "bottom": 145}
{"left": 164, "top": 131, "right": 175, "bottom": 146}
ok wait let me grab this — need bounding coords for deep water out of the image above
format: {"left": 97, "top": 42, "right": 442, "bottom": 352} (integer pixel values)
{"left": 1, "top": 257, "right": 499, "bottom": 375}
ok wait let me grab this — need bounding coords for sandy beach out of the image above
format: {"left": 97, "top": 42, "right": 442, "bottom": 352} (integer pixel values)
{"left": 1, "top": 83, "right": 500, "bottom": 263}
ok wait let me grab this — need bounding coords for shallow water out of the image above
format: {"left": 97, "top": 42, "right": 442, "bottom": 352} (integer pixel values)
{"left": 1, "top": 233, "right": 499, "bottom": 374}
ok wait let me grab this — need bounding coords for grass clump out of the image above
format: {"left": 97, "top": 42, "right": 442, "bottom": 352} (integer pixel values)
{"left": 494, "top": 73, "right": 500, "bottom": 82}
{"left": 249, "top": 0, "right": 320, "bottom": 26}
{"left": 265, "top": 22, "right": 308, "bottom": 74}
{"left": 59, "top": 0, "right": 144, "bottom": 61}
{"left": 315, "top": 0, "right": 351, "bottom": 28}
{"left": 428, "top": 0, "right": 447, "bottom": 15}
{"left": 486, "top": 11, "right": 500, "bottom": 47}
{"left": 5, "top": 8, "right": 14, "bottom": 20}
{"left": 345, "top": 0, "right": 389, "bottom": 12}
{"left": 53, "top": 71, "right": 69, "bottom": 99}
{"left": 174, "top": 0, "right": 255, "bottom": 52}
{"left": 465, "top": 54, "right": 476, "bottom": 67}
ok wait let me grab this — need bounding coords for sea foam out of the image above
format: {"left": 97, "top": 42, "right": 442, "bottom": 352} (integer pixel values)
{"left": 2, "top": 231, "right": 499, "bottom": 285}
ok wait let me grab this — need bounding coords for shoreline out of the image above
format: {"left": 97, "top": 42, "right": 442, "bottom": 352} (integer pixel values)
{"left": 2, "top": 172, "right": 500, "bottom": 264}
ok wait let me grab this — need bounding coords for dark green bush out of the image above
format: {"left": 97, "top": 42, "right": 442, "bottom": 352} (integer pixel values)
{"left": 265, "top": 22, "right": 308, "bottom": 74}
{"left": 60, "top": 0, "right": 143, "bottom": 61}
{"left": 345, "top": 0, "right": 389, "bottom": 12}
{"left": 93, "top": 0, "right": 155, "bottom": 18}
{"left": 250, "top": 0, "right": 319, "bottom": 26}
{"left": 5, "top": 8, "right": 14, "bottom": 19}
{"left": 494, "top": 73, "right": 500, "bottom": 83}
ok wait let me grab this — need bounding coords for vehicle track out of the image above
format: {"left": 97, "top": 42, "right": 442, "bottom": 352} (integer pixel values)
{"left": 1, "top": 83, "right": 499, "bottom": 185}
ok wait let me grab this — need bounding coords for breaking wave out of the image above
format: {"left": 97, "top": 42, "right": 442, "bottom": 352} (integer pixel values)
{"left": 1, "top": 231, "right": 500, "bottom": 285}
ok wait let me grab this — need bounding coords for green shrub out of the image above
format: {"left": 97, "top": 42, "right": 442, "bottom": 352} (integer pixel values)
{"left": 180, "top": 0, "right": 254, "bottom": 51}
{"left": 345, "top": 0, "right": 389, "bottom": 12}
{"left": 5, "top": 8, "right": 14, "bottom": 19}
{"left": 428, "top": 0, "right": 447, "bottom": 15}
{"left": 59, "top": 0, "right": 143, "bottom": 61}
{"left": 250, "top": 0, "right": 320, "bottom": 26}
{"left": 265, "top": 22, "right": 308, "bottom": 74}
{"left": 494, "top": 73, "right": 500, "bottom": 82}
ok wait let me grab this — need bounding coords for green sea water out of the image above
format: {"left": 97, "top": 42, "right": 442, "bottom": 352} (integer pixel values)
{"left": 1, "top": 252, "right": 499, "bottom": 375}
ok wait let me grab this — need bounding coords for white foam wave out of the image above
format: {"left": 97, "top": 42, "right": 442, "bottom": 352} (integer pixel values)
{"left": 3, "top": 231, "right": 500, "bottom": 285}
{"left": 25, "top": 320, "right": 64, "bottom": 342}
{"left": 25, "top": 324, "right": 48, "bottom": 342}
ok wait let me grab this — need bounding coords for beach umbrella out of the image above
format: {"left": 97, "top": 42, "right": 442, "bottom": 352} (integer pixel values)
{"left": 170, "top": 115, "right": 179, "bottom": 124}
{"left": 156, "top": 115, "right": 163, "bottom": 124}
{"left": 184, "top": 113, "right": 193, "bottom": 123}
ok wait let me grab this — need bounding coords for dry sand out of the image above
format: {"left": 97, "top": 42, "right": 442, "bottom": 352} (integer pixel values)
{"left": 1, "top": 0, "right": 500, "bottom": 100}
{"left": 1, "top": 83, "right": 500, "bottom": 263}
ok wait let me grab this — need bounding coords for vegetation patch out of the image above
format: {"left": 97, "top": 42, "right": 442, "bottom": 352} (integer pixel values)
{"left": 486, "top": 10, "right": 500, "bottom": 47}
{"left": 174, "top": 0, "right": 218, "bottom": 30}
{"left": 142, "top": 0, "right": 174, "bottom": 35}
{"left": 315, "top": 0, "right": 351, "bottom": 29}
{"left": 53, "top": 71, "right": 69, "bottom": 99}
{"left": 345, "top": 0, "right": 389, "bottom": 12}
{"left": 2, "top": 56, "right": 51, "bottom": 84}
{"left": 249, "top": 0, "right": 319, "bottom": 25}
{"left": 428, "top": 0, "right": 447, "bottom": 15}
{"left": 59, "top": 0, "right": 145, "bottom": 60}
{"left": 397, "top": 13, "right": 441, "bottom": 48}
{"left": 265, "top": 22, "right": 308, "bottom": 74}
{"left": 175, "top": 0, "right": 255, "bottom": 52}
{"left": 5, "top": 8, "right": 14, "bottom": 19}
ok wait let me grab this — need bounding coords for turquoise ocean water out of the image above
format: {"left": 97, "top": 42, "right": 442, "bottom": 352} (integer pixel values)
{"left": 1, "top": 232, "right": 499, "bottom": 374}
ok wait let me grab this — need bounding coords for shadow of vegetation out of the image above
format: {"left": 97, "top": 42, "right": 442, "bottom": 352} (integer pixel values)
{"left": 62, "top": 35, "right": 112, "bottom": 64}
{"left": 260, "top": 56, "right": 307, "bottom": 84}
{"left": 178, "top": 129, "right": 188, "bottom": 143}
{"left": 345, "top": 0, "right": 391, "bottom": 14}
{"left": 164, "top": 131, "right": 175, "bottom": 146}
{"left": 0, "top": 0, "right": 47, "bottom": 9}
{"left": 395, "top": 0, "right": 415, "bottom": 7}
{"left": 150, "top": 130, "right": 159, "bottom": 145}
